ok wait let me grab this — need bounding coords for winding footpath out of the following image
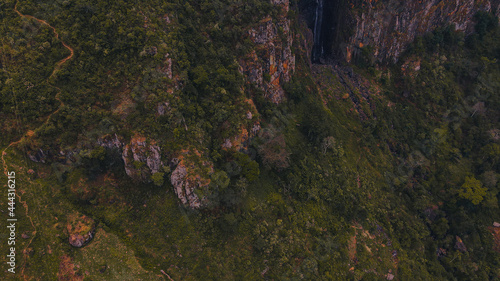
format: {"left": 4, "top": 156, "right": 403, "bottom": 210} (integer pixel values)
{"left": 14, "top": 1, "right": 74, "bottom": 76}
{"left": 2, "top": 1, "right": 74, "bottom": 278}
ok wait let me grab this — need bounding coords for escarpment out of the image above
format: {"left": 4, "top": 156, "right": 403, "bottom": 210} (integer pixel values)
{"left": 345, "top": 0, "right": 500, "bottom": 62}
{"left": 301, "top": 0, "right": 500, "bottom": 63}
{"left": 19, "top": 0, "right": 500, "bottom": 212}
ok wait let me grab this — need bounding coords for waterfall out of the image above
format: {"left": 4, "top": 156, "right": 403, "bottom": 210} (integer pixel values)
{"left": 312, "top": 0, "right": 324, "bottom": 63}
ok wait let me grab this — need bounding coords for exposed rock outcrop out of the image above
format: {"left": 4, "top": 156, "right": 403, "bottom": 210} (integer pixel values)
{"left": 97, "top": 133, "right": 123, "bottom": 150}
{"left": 240, "top": 0, "right": 295, "bottom": 103}
{"left": 221, "top": 99, "right": 261, "bottom": 152}
{"left": 344, "top": 0, "right": 500, "bottom": 62}
{"left": 27, "top": 148, "right": 49, "bottom": 163}
{"left": 67, "top": 212, "right": 96, "bottom": 248}
{"left": 455, "top": 235, "right": 468, "bottom": 252}
{"left": 39, "top": 133, "right": 216, "bottom": 209}
{"left": 170, "top": 149, "right": 213, "bottom": 208}
{"left": 121, "top": 134, "right": 163, "bottom": 182}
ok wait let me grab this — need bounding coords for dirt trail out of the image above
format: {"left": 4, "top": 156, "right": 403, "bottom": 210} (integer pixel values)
{"left": 14, "top": 1, "right": 74, "bottom": 77}
{"left": 1, "top": 1, "right": 75, "bottom": 278}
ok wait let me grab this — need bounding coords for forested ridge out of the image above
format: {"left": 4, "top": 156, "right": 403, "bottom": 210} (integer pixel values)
{"left": 0, "top": 0, "right": 499, "bottom": 280}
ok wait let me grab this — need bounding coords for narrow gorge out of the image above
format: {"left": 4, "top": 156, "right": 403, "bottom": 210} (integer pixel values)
{"left": 311, "top": 0, "right": 324, "bottom": 63}
{"left": 304, "top": 0, "right": 351, "bottom": 64}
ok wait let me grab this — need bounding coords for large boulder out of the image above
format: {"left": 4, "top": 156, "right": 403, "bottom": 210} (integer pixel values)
{"left": 67, "top": 212, "right": 96, "bottom": 248}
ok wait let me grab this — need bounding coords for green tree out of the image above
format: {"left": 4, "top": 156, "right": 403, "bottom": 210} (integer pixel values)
{"left": 211, "top": 170, "right": 230, "bottom": 190}
{"left": 431, "top": 217, "right": 449, "bottom": 239}
{"left": 458, "top": 176, "right": 487, "bottom": 205}
{"left": 151, "top": 172, "right": 165, "bottom": 187}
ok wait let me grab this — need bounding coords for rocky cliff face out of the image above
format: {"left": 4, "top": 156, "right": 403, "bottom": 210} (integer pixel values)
{"left": 101, "top": 134, "right": 213, "bottom": 209}
{"left": 113, "top": 0, "right": 295, "bottom": 207}
{"left": 344, "top": 0, "right": 500, "bottom": 62}
{"left": 121, "top": 134, "right": 163, "bottom": 182}
{"left": 26, "top": 132, "right": 213, "bottom": 209}
{"left": 170, "top": 149, "right": 213, "bottom": 209}
{"left": 240, "top": 0, "right": 295, "bottom": 104}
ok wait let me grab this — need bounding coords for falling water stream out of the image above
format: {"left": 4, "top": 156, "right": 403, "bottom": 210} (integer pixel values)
{"left": 312, "top": 0, "right": 324, "bottom": 63}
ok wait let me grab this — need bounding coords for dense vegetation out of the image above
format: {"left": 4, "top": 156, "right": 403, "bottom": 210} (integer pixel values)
{"left": 0, "top": 0, "right": 499, "bottom": 280}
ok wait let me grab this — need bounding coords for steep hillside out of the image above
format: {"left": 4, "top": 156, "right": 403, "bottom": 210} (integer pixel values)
{"left": 1, "top": 0, "right": 499, "bottom": 280}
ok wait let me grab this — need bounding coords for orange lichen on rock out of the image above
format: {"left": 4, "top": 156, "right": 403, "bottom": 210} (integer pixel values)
{"left": 347, "top": 0, "right": 496, "bottom": 62}
{"left": 222, "top": 126, "right": 251, "bottom": 152}
{"left": 239, "top": 0, "right": 295, "bottom": 104}
{"left": 171, "top": 149, "right": 213, "bottom": 208}
{"left": 66, "top": 212, "right": 96, "bottom": 248}
{"left": 130, "top": 134, "right": 147, "bottom": 144}
{"left": 270, "top": 63, "right": 277, "bottom": 76}
{"left": 245, "top": 98, "right": 258, "bottom": 114}
{"left": 122, "top": 133, "right": 162, "bottom": 181}
{"left": 348, "top": 234, "right": 357, "bottom": 261}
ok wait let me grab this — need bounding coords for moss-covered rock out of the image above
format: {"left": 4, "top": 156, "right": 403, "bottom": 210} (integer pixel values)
{"left": 67, "top": 212, "right": 96, "bottom": 248}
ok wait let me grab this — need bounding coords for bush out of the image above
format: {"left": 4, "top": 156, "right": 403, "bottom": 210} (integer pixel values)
{"left": 474, "top": 11, "right": 498, "bottom": 38}
{"left": 151, "top": 172, "right": 165, "bottom": 187}
{"left": 459, "top": 176, "right": 487, "bottom": 205}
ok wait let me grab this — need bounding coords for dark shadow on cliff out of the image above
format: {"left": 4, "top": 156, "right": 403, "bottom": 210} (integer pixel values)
{"left": 299, "top": 0, "right": 353, "bottom": 64}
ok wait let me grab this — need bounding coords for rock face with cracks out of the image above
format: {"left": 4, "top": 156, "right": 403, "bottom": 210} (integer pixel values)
{"left": 121, "top": 134, "right": 163, "bottom": 182}
{"left": 96, "top": 134, "right": 216, "bottom": 209}
{"left": 343, "top": 0, "right": 500, "bottom": 62}
{"left": 240, "top": 0, "right": 295, "bottom": 104}
{"left": 170, "top": 149, "right": 213, "bottom": 209}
